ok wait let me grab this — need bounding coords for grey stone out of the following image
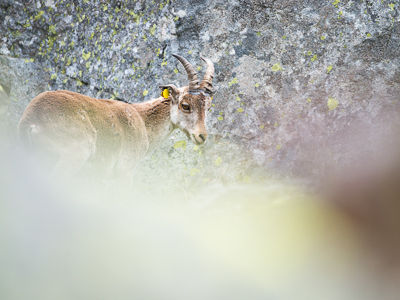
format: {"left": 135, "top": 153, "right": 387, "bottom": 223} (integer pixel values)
{"left": 1, "top": 0, "right": 400, "bottom": 185}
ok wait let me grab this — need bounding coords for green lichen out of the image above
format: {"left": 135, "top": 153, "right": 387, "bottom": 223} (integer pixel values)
{"left": 271, "top": 63, "right": 282, "bottom": 72}
{"left": 328, "top": 96, "right": 338, "bottom": 110}
{"left": 327, "top": 65, "right": 333, "bottom": 73}
{"left": 243, "top": 176, "right": 251, "bottom": 183}
{"left": 189, "top": 168, "right": 201, "bottom": 176}
{"left": 82, "top": 50, "right": 91, "bottom": 60}
{"left": 48, "top": 25, "right": 57, "bottom": 35}
{"left": 228, "top": 77, "right": 238, "bottom": 86}
{"left": 34, "top": 10, "right": 44, "bottom": 21}
{"left": 173, "top": 140, "right": 186, "bottom": 150}
{"left": 214, "top": 157, "right": 222, "bottom": 166}
{"left": 149, "top": 24, "right": 157, "bottom": 36}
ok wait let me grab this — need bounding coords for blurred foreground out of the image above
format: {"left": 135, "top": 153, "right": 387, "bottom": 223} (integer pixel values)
{"left": 1, "top": 132, "right": 400, "bottom": 300}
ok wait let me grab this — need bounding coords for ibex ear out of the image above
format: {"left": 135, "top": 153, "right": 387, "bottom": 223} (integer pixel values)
{"left": 159, "top": 84, "right": 179, "bottom": 104}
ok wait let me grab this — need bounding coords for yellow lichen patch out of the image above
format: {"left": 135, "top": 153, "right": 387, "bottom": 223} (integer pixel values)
{"left": 236, "top": 95, "right": 240, "bottom": 101}
{"left": 143, "top": 90, "right": 148, "bottom": 96}
{"left": 33, "top": 10, "right": 44, "bottom": 21}
{"left": 217, "top": 116, "right": 224, "bottom": 121}
{"left": 228, "top": 77, "right": 238, "bottom": 86}
{"left": 321, "top": 36, "right": 326, "bottom": 40}
{"left": 333, "top": 0, "right": 340, "bottom": 5}
{"left": 193, "top": 145, "right": 199, "bottom": 151}
{"left": 307, "top": 97, "right": 312, "bottom": 102}
{"left": 214, "top": 157, "right": 222, "bottom": 166}
{"left": 276, "top": 144, "right": 281, "bottom": 150}
{"left": 174, "top": 69, "right": 178, "bottom": 74}
{"left": 327, "top": 65, "right": 333, "bottom": 73}
{"left": 328, "top": 96, "right": 338, "bottom": 111}
{"left": 189, "top": 168, "right": 201, "bottom": 176}
{"left": 271, "top": 63, "right": 282, "bottom": 72}
{"left": 48, "top": 25, "right": 56, "bottom": 35}
{"left": 82, "top": 50, "right": 91, "bottom": 61}
{"left": 260, "top": 125, "right": 265, "bottom": 129}
{"left": 162, "top": 89, "right": 169, "bottom": 98}
{"left": 311, "top": 55, "right": 317, "bottom": 62}
{"left": 389, "top": 3, "right": 395, "bottom": 10}
{"left": 255, "top": 83, "right": 260, "bottom": 87}
{"left": 367, "top": 33, "right": 371, "bottom": 37}
{"left": 173, "top": 140, "right": 186, "bottom": 150}
{"left": 237, "top": 108, "right": 244, "bottom": 113}
{"left": 50, "top": 73, "right": 57, "bottom": 80}
{"left": 274, "top": 123, "right": 278, "bottom": 127}
{"left": 149, "top": 24, "right": 157, "bottom": 36}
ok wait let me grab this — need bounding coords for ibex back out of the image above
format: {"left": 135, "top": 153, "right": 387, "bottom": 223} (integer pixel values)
{"left": 18, "top": 55, "right": 215, "bottom": 186}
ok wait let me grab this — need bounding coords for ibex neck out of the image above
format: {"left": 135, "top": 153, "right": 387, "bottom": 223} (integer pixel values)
{"left": 133, "top": 97, "right": 175, "bottom": 153}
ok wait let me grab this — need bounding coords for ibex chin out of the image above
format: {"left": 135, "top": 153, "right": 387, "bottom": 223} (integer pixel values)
{"left": 18, "top": 54, "right": 215, "bottom": 186}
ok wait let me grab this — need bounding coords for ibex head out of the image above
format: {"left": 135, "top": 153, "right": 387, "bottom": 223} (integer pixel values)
{"left": 159, "top": 54, "right": 215, "bottom": 145}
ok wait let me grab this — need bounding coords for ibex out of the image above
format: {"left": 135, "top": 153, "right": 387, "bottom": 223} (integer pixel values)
{"left": 18, "top": 54, "right": 215, "bottom": 186}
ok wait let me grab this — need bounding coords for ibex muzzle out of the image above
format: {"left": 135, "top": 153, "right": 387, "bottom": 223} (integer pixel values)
{"left": 18, "top": 54, "right": 215, "bottom": 184}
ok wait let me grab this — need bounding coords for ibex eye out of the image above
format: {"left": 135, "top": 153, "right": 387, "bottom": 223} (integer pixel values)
{"left": 182, "top": 103, "right": 190, "bottom": 111}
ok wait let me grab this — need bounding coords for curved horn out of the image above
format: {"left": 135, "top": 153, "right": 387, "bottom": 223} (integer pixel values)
{"left": 172, "top": 54, "right": 200, "bottom": 95}
{"left": 199, "top": 56, "right": 215, "bottom": 95}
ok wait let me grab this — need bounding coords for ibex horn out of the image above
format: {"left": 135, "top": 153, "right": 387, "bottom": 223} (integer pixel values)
{"left": 199, "top": 57, "right": 215, "bottom": 95}
{"left": 172, "top": 54, "right": 200, "bottom": 95}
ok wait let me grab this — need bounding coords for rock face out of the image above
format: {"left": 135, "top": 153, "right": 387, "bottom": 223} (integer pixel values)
{"left": 1, "top": 0, "right": 400, "bottom": 182}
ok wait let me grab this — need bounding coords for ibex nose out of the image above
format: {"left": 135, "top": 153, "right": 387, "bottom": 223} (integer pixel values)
{"left": 199, "top": 133, "right": 207, "bottom": 142}
{"left": 193, "top": 132, "right": 207, "bottom": 145}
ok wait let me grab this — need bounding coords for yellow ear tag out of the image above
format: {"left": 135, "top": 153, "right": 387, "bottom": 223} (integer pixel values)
{"left": 162, "top": 89, "right": 169, "bottom": 98}
{"left": 211, "top": 97, "right": 213, "bottom": 100}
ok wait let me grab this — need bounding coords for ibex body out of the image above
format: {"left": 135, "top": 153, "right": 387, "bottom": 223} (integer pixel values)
{"left": 18, "top": 55, "right": 215, "bottom": 186}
